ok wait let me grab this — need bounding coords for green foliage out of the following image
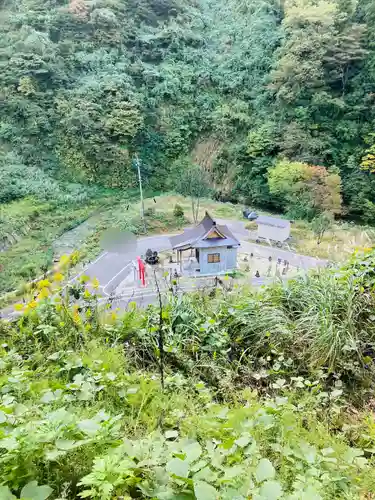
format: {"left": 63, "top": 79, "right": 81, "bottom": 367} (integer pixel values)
{"left": 2, "top": 0, "right": 375, "bottom": 224}
{"left": 174, "top": 160, "right": 210, "bottom": 222}
{"left": 361, "top": 133, "right": 375, "bottom": 173}
{"left": 1, "top": 251, "right": 375, "bottom": 497}
{"left": 0, "top": 191, "right": 122, "bottom": 294}
{"left": 173, "top": 204, "right": 184, "bottom": 218}
{"left": 247, "top": 123, "right": 278, "bottom": 159}
{"left": 311, "top": 212, "right": 334, "bottom": 244}
{"left": 268, "top": 160, "right": 342, "bottom": 219}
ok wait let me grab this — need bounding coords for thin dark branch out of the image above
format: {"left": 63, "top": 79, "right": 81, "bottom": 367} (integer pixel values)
{"left": 154, "top": 270, "right": 165, "bottom": 390}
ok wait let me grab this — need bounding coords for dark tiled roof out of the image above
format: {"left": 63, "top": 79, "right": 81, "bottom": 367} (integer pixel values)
{"left": 194, "top": 237, "right": 240, "bottom": 248}
{"left": 201, "top": 212, "right": 215, "bottom": 231}
{"left": 256, "top": 215, "right": 290, "bottom": 229}
{"left": 170, "top": 212, "right": 240, "bottom": 249}
{"left": 168, "top": 228, "right": 197, "bottom": 248}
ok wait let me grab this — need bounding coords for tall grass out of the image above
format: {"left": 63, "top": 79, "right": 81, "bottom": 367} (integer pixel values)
{"left": 288, "top": 274, "right": 373, "bottom": 371}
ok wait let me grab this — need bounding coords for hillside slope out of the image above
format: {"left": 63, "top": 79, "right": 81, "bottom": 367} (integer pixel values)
{"left": 0, "top": 249, "right": 375, "bottom": 498}
{"left": 1, "top": 0, "right": 375, "bottom": 220}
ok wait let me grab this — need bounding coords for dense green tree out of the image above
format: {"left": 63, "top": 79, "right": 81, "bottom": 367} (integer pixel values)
{"left": 1, "top": 0, "right": 375, "bottom": 222}
{"left": 268, "top": 159, "right": 342, "bottom": 219}
{"left": 174, "top": 159, "right": 210, "bottom": 223}
{"left": 311, "top": 212, "right": 334, "bottom": 244}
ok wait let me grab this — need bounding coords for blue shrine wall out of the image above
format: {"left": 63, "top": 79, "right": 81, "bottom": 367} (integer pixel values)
{"left": 198, "top": 246, "right": 238, "bottom": 275}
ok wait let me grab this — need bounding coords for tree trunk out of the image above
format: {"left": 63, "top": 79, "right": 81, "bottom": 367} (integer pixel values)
{"left": 195, "top": 197, "right": 200, "bottom": 224}
{"left": 191, "top": 197, "right": 196, "bottom": 223}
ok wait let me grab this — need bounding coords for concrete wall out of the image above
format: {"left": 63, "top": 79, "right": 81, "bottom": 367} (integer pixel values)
{"left": 257, "top": 224, "right": 290, "bottom": 242}
{"left": 199, "top": 246, "right": 238, "bottom": 275}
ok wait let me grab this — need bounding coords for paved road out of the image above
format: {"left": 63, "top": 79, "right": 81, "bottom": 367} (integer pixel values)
{"left": 74, "top": 220, "right": 326, "bottom": 294}
{"left": 1, "top": 220, "right": 327, "bottom": 319}
{"left": 73, "top": 234, "right": 174, "bottom": 295}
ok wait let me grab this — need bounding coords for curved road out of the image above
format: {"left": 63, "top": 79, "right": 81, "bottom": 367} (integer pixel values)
{"left": 73, "top": 219, "right": 326, "bottom": 295}
{"left": 1, "top": 220, "right": 327, "bottom": 319}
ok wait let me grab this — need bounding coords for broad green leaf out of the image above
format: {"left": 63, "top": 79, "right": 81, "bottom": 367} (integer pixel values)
{"left": 223, "top": 465, "right": 244, "bottom": 480}
{"left": 78, "top": 490, "right": 96, "bottom": 498}
{"left": 56, "top": 439, "right": 76, "bottom": 450}
{"left": 20, "top": 481, "right": 53, "bottom": 500}
{"left": 259, "top": 480, "right": 283, "bottom": 499}
{"left": 354, "top": 456, "right": 368, "bottom": 468}
{"left": 300, "top": 486, "right": 323, "bottom": 500}
{"left": 77, "top": 419, "right": 101, "bottom": 435}
{"left": 165, "top": 430, "right": 179, "bottom": 439}
{"left": 235, "top": 433, "right": 251, "bottom": 448}
{"left": 14, "top": 404, "right": 28, "bottom": 416}
{"left": 191, "top": 459, "right": 208, "bottom": 473}
{"left": 40, "top": 391, "right": 55, "bottom": 404}
{"left": 216, "top": 407, "right": 229, "bottom": 420}
{"left": 321, "top": 448, "right": 334, "bottom": 456}
{"left": 166, "top": 458, "right": 189, "bottom": 478}
{"left": 299, "top": 443, "right": 317, "bottom": 464}
{"left": 0, "top": 410, "right": 7, "bottom": 424}
{"left": 221, "top": 488, "right": 245, "bottom": 500}
{"left": 45, "top": 449, "right": 65, "bottom": 461}
{"left": 0, "top": 437, "right": 18, "bottom": 451}
{"left": 330, "top": 389, "right": 343, "bottom": 399}
{"left": 184, "top": 440, "right": 202, "bottom": 462}
{"left": 193, "top": 466, "right": 218, "bottom": 483}
{"left": 343, "top": 447, "right": 363, "bottom": 464}
{"left": 255, "top": 458, "right": 276, "bottom": 483}
{"left": 0, "top": 486, "right": 16, "bottom": 500}
{"left": 194, "top": 480, "right": 218, "bottom": 500}
{"left": 256, "top": 413, "right": 274, "bottom": 429}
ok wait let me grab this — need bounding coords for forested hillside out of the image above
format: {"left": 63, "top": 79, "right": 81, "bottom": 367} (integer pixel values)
{"left": 2, "top": 0, "right": 375, "bottom": 221}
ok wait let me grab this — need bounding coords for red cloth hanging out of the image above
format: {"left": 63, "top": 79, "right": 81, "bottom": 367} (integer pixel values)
{"left": 137, "top": 256, "right": 145, "bottom": 286}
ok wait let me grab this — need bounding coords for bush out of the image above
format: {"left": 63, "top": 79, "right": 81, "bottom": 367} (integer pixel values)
{"left": 173, "top": 204, "right": 184, "bottom": 218}
{"left": 144, "top": 207, "right": 156, "bottom": 217}
{"left": 1, "top": 251, "right": 375, "bottom": 498}
{"left": 268, "top": 160, "right": 342, "bottom": 220}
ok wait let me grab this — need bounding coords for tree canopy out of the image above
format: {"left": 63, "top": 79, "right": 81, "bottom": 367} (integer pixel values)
{"left": 1, "top": 0, "right": 375, "bottom": 222}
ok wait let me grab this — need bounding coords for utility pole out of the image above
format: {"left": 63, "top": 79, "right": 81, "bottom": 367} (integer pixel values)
{"left": 135, "top": 153, "right": 146, "bottom": 233}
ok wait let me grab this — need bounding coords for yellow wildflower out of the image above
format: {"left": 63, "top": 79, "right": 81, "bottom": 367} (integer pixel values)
{"left": 53, "top": 272, "right": 64, "bottom": 282}
{"left": 92, "top": 277, "right": 100, "bottom": 289}
{"left": 14, "top": 303, "right": 24, "bottom": 312}
{"left": 85, "top": 308, "right": 92, "bottom": 318}
{"left": 84, "top": 289, "right": 92, "bottom": 299}
{"left": 71, "top": 251, "right": 80, "bottom": 265}
{"left": 38, "top": 288, "right": 50, "bottom": 299}
{"left": 111, "top": 312, "right": 117, "bottom": 321}
{"left": 79, "top": 274, "right": 90, "bottom": 284}
{"left": 59, "top": 254, "right": 70, "bottom": 267}
{"left": 37, "top": 279, "right": 51, "bottom": 289}
{"left": 28, "top": 300, "right": 37, "bottom": 309}
{"left": 73, "top": 311, "right": 81, "bottom": 324}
